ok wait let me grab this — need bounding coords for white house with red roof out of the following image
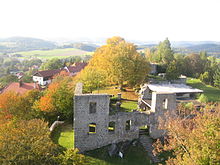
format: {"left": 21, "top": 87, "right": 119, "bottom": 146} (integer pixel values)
{"left": 33, "top": 62, "right": 87, "bottom": 86}
{"left": 33, "top": 69, "right": 61, "bottom": 86}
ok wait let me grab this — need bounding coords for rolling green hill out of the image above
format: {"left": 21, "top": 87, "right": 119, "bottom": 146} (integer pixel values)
{"left": 13, "top": 48, "right": 93, "bottom": 59}
{"left": 0, "top": 37, "right": 56, "bottom": 53}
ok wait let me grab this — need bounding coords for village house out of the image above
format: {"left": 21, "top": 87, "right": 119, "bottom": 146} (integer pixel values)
{"left": 63, "top": 62, "right": 87, "bottom": 76}
{"left": 33, "top": 69, "right": 61, "bottom": 86}
{"left": 33, "top": 62, "right": 87, "bottom": 86}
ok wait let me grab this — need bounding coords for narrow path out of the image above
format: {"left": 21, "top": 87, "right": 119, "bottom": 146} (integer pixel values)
{"left": 139, "top": 135, "right": 160, "bottom": 164}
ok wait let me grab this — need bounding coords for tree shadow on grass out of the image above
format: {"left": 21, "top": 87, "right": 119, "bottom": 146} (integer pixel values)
{"left": 84, "top": 141, "right": 152, "bottom": 165}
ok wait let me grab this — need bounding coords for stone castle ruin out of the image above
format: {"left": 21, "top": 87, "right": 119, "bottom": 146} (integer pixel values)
{"left": 74, "top": 83, "right": 179, "bottom": 152}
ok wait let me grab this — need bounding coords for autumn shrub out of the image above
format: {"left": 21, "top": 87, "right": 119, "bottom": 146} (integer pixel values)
{"left": 198, "top": 94, "right": 209, "bottom": 103}
{"left": 57, "top": 148, "right": 90, "bottom": 165}
{"left": 154, "top": 108, "right": 220, "bottom": 165}
{"left": 0, "top": 119, "right": 59, "bottom": 165}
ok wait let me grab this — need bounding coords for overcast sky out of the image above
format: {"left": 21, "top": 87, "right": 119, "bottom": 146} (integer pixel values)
{"left": 0, "top": 0, "right": 219, "bottom": 41}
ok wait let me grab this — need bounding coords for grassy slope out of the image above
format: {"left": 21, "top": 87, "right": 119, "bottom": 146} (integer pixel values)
{"left": 187, "top": 78, "right": 220, "bottom": 102}
{"left": 13, "top": 48, "right": 93, "bottom": 59}
{"left": 85, "top": 143, "right": 151, "bottom": 165}
{"left": 51, "top": 123, "right": 74, "bottom": 149}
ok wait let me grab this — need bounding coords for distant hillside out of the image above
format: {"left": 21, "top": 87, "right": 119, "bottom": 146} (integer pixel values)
{"left": 137, "top": 44, "right": 157, "bottom": 50}
{"left": 0, "top": 37, "right": 56, "bottom": 53}
{"left": 137, "top": 41, "right": 220, "bottom": 58}
{"left": 174, "top": 43, "right": 220, "bottom": 57}
{"left": 60, "top": 43, "right": 98, "bottom": 52}
{"left": 186, "top": 44, "right": 220, "bottom": 52}
{"left": 171, "top": 41, "right": 220, "bottom": 47}
{"left": 12, "top": 48, "right": 93, "bottom": 60}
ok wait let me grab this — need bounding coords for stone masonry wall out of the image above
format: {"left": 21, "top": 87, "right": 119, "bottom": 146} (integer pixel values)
{"left": 149, "top": 92, "right": 176, "bottom": 139}
{"left": 74, "top": 93, "right": 152, "bottom": 152}
{"left": 74, "top": 84, "right": 177, "bottom": 152}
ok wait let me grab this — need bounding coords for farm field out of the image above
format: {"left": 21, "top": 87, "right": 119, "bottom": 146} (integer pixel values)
{"left": 13, "top": 48, "right": 93, "bottom": 59}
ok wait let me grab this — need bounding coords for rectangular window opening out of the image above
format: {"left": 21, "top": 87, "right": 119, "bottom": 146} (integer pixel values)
{"left": 125, "top": 120, "right": 131, "bottom": 131}
{"left": 163, "top": 99, "right": 168, "bottom": 110}
{"left": 89, "top": 102, "right": 97, "bottom": 113}
{"left": 89, "top": 123, "right": 96, "bottom": 134}
{"left": 108, "top": 121, "right": 115, "bottom": 133}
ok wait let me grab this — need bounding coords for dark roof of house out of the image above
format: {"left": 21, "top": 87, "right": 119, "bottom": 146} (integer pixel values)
{"left": 66, "top": 62, "right": 87, "bottom": 73}
{"left": 1, "top": 82, "right": 40, "bottom": 95}
{"left": 33, "top": 69, "right": 61, "bottom": 78}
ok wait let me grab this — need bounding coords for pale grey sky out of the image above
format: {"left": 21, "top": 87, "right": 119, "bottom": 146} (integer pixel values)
{"left": 0, "top": 0, "right": 219, "bottom": 41}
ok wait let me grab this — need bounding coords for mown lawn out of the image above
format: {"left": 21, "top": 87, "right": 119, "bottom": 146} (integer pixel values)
{"left": 13, "top": 48, "right": 93, "bottom": 59}
{"left": 51, "top": 123, "right": 74, "bottom": 149}
{"left": 187, "top": 78, "right": 220, "bottom": 102}
{"left": 120, "top": 100, "right": 138, "bottom": 112}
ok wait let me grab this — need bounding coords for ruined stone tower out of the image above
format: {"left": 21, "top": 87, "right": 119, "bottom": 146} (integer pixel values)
{"left": 74, "top": 83, "right": 177, "bottom": 152}
{"left": 74, "top": 94, "right": 110, "bottom": 151}
{"left": 149, "top": 92, "right": 176, "bottom": 138}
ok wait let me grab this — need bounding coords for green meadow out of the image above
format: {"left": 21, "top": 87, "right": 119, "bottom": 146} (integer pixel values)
{"left": 13, "top": 48, "right": 93, "bottom": 59}
{"left": 187, "top": 78, "right": 220, "bottom": 102}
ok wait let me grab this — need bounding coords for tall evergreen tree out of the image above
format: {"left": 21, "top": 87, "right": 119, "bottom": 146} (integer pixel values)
{"left": 157, "top": 38, "right": 174, "bottom": 64}
{"left": 213, "top": 67, "right": 220, "bottom": 88}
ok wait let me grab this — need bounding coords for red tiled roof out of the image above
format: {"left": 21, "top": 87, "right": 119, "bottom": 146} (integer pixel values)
{"left": 66, "top": 62, "right": 87, "bottom": 73}
{"left": 1, "top": 82, "right": 39, "bottom": 95}
{"left": 33, "top": 69, "right": 61, "bottom": 78}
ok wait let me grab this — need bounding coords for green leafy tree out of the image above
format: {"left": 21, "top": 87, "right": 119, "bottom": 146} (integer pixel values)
{"left": 204, "top": 56, "right": 219, "bottom": 85}
{"left": 40, "top": 58, "right": 63, "bottom": 70}
{"left": 0, "top": 74, "right": 18, "bottom": 87}
{"left": 185, "top": 53, "right": 207, "bottom": 78}
{"left": 199, "top": 72, "right": 211, "bottom": 84}
{"left": 157, "top": 38, "right": 174, "bottom": 64}
{"left": 78, "top": 66, "right": 106, "bottom": 93}
{"left": 165, "top": 61, "right": 180, "bottom": 80}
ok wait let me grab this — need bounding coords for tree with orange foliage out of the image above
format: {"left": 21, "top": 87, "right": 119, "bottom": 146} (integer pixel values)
{"left": 35, "top": 76, "right": 74, "bottom": 120}
{"left": 0, "top": 92, "right": 19, "bottom": 112}
{"left": 0, "top": 90, "right": 42, "bottom": 120}
{"left": 80, "top": 36, "right": 150, "bottom": 89}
